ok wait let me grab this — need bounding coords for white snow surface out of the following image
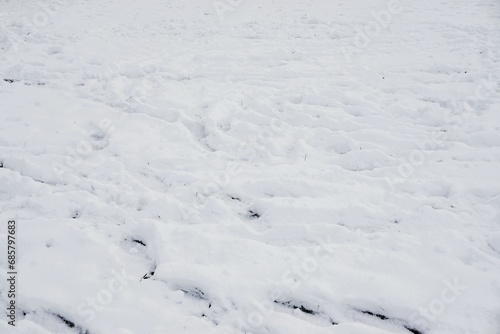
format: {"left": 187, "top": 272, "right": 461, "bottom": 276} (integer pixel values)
{"left": 1, "top": 0, "right": 500, "bottom": 333}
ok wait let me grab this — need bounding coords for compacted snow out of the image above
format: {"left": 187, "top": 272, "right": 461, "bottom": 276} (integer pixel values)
{"left": 1, "top": 0, "right": 500, "bottom": 333}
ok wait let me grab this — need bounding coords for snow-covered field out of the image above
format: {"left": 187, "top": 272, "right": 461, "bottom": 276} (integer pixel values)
{"left": 1, "top": 0, "right": 500, "bottom": 333}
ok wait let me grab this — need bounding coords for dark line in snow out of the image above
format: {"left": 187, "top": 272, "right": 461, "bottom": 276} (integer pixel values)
{"left": 132, "top": 238, "right": 146, "bottom": 246}
{"left": 181, "top": 287, "right": 208, "bottom": 300}
{"left": 357, "top": 309, "right": 425, "bottom": 334}
{"left": 404, "top": 326, "right": 424, "bottom": 334}
{"left": 56, "top": 314, "right": 75, "bottom": 328}
{"left": 360, "top": 310, "right": 388, "bottom": 320}
{"left": 274, "top": 300, "right": 317, "bottom": 315}
{"left": 248, "top": 210, "right": 261, "bottom": 219}
{"left": 54, "top": 314, "right": 91, "bottom": 334}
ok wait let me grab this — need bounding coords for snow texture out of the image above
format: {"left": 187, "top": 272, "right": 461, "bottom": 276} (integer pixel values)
{"left": 0, "top": 0, "right": 500, "bottom": 333}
